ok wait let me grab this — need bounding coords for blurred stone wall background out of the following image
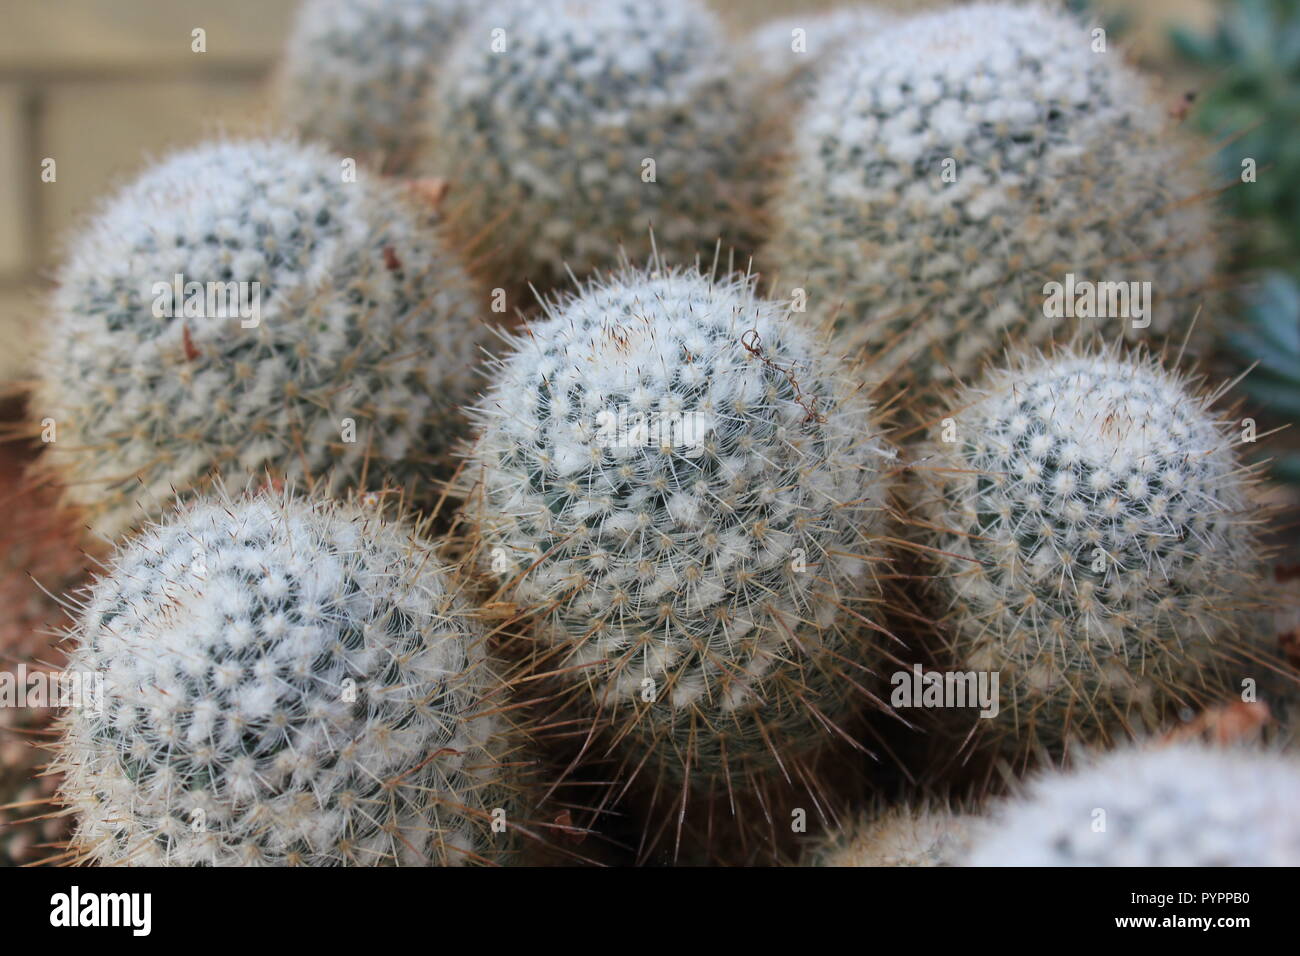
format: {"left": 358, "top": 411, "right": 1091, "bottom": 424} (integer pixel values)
{"left": 0, "top": 0, "right": 1211, "bottom": 384}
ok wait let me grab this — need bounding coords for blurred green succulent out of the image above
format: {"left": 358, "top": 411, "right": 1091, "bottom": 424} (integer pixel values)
{"left": 1229, "top": 271, "right": 1300, "bottom": 484}
{"left": 1173, "top": 0, "right": 1300, "bottom": 270}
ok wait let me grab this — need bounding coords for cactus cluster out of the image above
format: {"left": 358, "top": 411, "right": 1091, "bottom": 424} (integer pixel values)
{"left": 421, "top": 0, "right": 768, "bottom": 287}
{"left": 466, "top": 264, "right": 896, "bottom": 791}
{"left": 33, "top": 137, "right": 485, "bottom": 541}
{"left": 967, "top": 743, "right": 1300, "bottom": 866}
{"left": 915, "top": 347, "right": 1264, "bottom": 756}
{"left": 763, "top": 1, "right": 1216, "bottom": 387}
{"left": 55, "top": 489, "right": 522, "bottom": 866}
{"left": 0, "top": 0, "right": 1289, "bottom": 869}
{"left": 277, "top": 0, "right": 479, "bottom": 169}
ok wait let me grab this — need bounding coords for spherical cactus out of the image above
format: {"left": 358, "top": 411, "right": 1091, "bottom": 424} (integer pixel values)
{"left": 808, "top": 804, "right": 974, "bottom": 867}
{"left": 33, "top": 137, "right": 486, "bottom": 541}
{"left": 55, "top": 489, "right": 524, "bottom": 866}
{"left": 466, "top": 264, "right": 897, "bottom": 791}
{"left": 915, "top": 346, "right": 1265, "bottom": 757}
{"left": 763, "top": 2, "right": 1216, "bottom": 388}
{"left": 742, "top": 6, "right": 896, "bottom": 105}
{"left": 421, "top": 0, "right": 768, "bottom": 288}
{"left": 277, "top": 0, "right": 479, "bottom": 169}
{"left": 966, "top": 743, "right": 1300, "bottom": 866}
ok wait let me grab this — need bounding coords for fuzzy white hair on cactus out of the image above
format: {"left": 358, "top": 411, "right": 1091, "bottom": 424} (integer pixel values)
{"left": 741, "top": 5, "right": 897, "bottom": 103}
{"left": 966, "top": 744, "right": 1300, "bottom": 866}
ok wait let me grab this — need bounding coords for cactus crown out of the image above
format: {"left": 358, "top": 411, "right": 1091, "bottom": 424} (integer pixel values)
{"left": 56, "top": 488, "right": 522, "bottom": 866}
{"left": 917, "top": 346, "right": 1265, "bottom": 754}
{"left": 967, "top": 743, "right": 1300, "bottom": 866}
{"left": 467, "top": 263, "right": 896, "bottom": 786}
{"left": 34, "top": 137, "right": 484, "bottom": 540}
{"left": 763, "top": 1, "right": 1215, "bottom": 387}
{"left": 421, "top": 0, "right": 766, "bottom": 287}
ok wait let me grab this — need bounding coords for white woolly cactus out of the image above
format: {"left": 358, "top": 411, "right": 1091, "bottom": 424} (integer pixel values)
{"left": 421, "top": 0, "right": 767, "bottom": 286}
{"left": 466, "top": 264, "right": 896, "bottom": 788}
{"left": 967, "top": 743, "right": 1300, "bottom": 866}
{"left": 56, "top": 489, "right": 522, "bottom": 866}
{"left": 916, "top": 347, "right": 1264, "bottom": 755}
{"left": 809, "top": 804, "right": 974, "bottom": 867}
{"left": 33, "top": 138, "right": 485, "bottom": 541}
{"left": 763, "top": 2, "right": 1216, "bottom": 387}
{"left": 742, "top": 6, "right": 896, "bottom": 104}
{"left": 277, "top": 0, "right": 478, "bottom": 169}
